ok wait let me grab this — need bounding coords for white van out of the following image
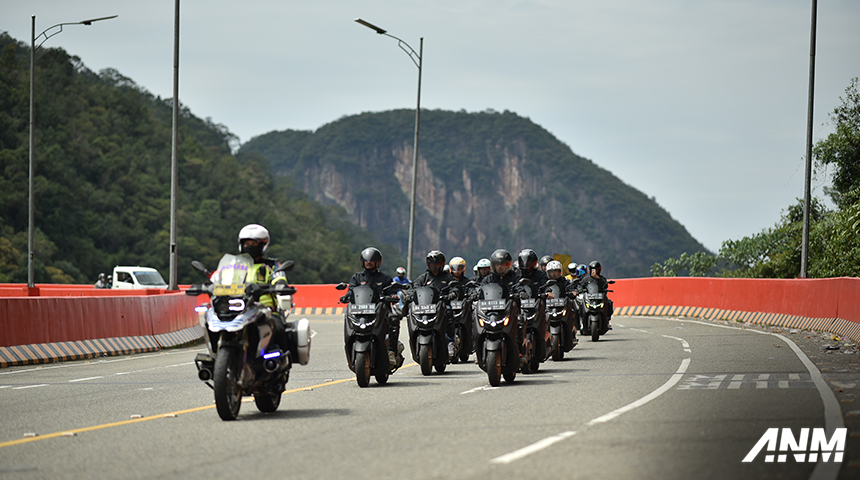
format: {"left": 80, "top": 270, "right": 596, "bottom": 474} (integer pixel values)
{"left": 111, "top": 266, "right": 168, "bottom": 289}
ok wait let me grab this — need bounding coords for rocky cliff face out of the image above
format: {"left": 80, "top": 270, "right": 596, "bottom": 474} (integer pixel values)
{"left": 241, "top": 109, "right": 706, "bottom": 278}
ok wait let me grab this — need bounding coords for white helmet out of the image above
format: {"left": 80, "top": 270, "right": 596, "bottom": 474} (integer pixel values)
{"left": 547, "top": 260, "right": 563, "bottom": 272}
{"left": 477, "top": 258, "right": 491, "bottom": 268}
{"left": 238, "top": 224, "right": 270, "bottom": 256}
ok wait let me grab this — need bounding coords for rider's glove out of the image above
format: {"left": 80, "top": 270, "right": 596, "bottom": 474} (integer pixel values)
{"left": 519, "top": 291, "right": 529, "bottom": 299}
{"left": 339, "top": 295, "right": 348, "bottom": 304}
{"left": 388, "top": 294, "right": 400, "bottom": 303}
{"left": 447, "top": 291, "right": 458, "bottom": 301}
{"left": 246, "top": 283, "right": 264, "bottom": 296}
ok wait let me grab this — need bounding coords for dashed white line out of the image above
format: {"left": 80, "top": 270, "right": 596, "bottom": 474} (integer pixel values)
{"left": 69, "top": 376, "right": 103, "bottom": 383}
{"left": 491, "top": 431, "right": 578, "bottom": 464}
{"left": 461, "top": 385, "right": 499, "bottom": 395}
{"left": 12, "top": 384, "right": 49, "bottom": 390}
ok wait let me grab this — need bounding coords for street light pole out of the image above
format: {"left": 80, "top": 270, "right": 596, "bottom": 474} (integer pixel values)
{"left": 28, "top": 14, "right": 117, "bottom": 288}
{"left": 800, "top": 0, "right": 817, "bottom": 279}
{"left": 355, "top": 18, "right": 423, "bottom": 280}
{"left": 168, "top": 0, "right": 180, "bottom": 290}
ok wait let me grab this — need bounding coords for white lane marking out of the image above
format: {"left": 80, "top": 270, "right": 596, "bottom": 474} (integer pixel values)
{"left": 789, "top": 373, "right": 800, "bottom": 381}
{"left": 756, "top": 381, "right": 768, "bottom": 389}
{"left": 12, "top": 384, "right": 49, "bottom": 390}
{"left": 728, "top": 381, "right": 742, "bottom": 389}
{"left": 661, "top": 335, "right": 690, "bottom": 349}
{"left": 0, "top": 348, "right": 206, "bottom": 376}
{"left": 588, "top": 358, "right": 690, "bottom": 426}
{"left": 69, "top": 376, "right": 103, "bottom": 383}
{"left": 139, "top": 387, "right": 154, "bottom": 391}
{"left": 757, "top": 373, "right": 770, "bottom": 380}
{"left": 490, "top": 431, "right": 577, "bottom": 464}
{"left": 630, "top": 328, "right": 651, "bottom": 334}
{"left": 310, "top": 329, "right": 318, "bottom": 338}
{"left": 779, "top": 381, "right": 790, "bottom": 389}
{"left": 732, "top": 374, "right": 745, "bottom": 381}
{"left": 490, "top": 358, "right": 690, "bottom": 464}
{"left": 461, "top": 385, "right": 499, "bottom": 395}
{"left": 615, "top": 324, "right": 625, "bottom": 328}
{"left": 654, "top": 316, "right": 844, "bottom": 480}
{"left": 0, "top": 385, "right": 12, "bottom": 389}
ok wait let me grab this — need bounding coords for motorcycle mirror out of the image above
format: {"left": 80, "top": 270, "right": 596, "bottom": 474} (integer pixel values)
{"left": 518, "top": 278, "right": 532, "bottom": 286}
{"left": 276, "top": 260, "right": 295, "bottom": 273}
{"left": 464, "top": 280, "right": 478, "bottom": 288}
{"left": 545, "top": 279, "right": 557, "bottom": 287}
{"left": 385, "top": 282, "right": 405, "bottom": 292}
{"left": 335, "top": 283, "right": 348, "bottom": 290}
{"left": 191, "top": 260, "right": 208, "bottom": 275}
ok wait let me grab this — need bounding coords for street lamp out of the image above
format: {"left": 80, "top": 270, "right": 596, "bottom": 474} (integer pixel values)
{"left": 28, "top": 14, "right": 117, "bottom": 288}
{"left": 355, "top": 18, "right": 423, "bottom": 280}
{"left": 799, "top": 0, "right": 817, "bottom": 278}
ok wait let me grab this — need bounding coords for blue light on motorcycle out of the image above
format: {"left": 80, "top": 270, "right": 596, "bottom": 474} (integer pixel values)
{"left": 263, "top": 351, "right": 281, "bottom": 359}
{"left": 194, "top": 306, "right": 208, "bottom": 313}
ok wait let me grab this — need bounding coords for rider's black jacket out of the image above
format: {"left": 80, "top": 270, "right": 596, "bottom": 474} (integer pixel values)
{"left": 576, "top": 274, "right": 609, "bottom": 293}
{"left": 346, "top": 268, "right": 393, "bottom": 302}
{"left": 480, "top": 270, "right": 525, "bottom": 299}
{"left": 412, "top": 270, "right": 458, "bottom": 300}
{"left": 520, "top": 267, "right": 549, "bottom": 297}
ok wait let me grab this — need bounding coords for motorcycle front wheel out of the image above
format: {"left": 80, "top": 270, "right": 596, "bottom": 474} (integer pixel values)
{"left": 355, "top": 351, "right": 371, "bottom": 387}
{"left": 486, "top": 350, "right": 501, "bottom": 387}
{"left": 551, "top": 333, "right": 563, "bottom": 361}
{"left": 254, "top": 385, "right": 282, "bottom": 413}
{"left": 213, "top": 346, "right": 243, "bottom": 421}
{"left": 591, "top": 317, "right": 600, "bottom": 342}
{"left": 418, "top": 344, "right": 433, "bottom": 376}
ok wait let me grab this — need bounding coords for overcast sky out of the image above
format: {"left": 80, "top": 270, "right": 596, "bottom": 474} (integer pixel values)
{"left": 3, "top": 0, "right": 859, "bottom": 253}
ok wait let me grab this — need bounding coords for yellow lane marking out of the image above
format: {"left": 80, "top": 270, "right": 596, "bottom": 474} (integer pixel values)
{"left": 1, "top": 362, "right": 419, "bottom": 449}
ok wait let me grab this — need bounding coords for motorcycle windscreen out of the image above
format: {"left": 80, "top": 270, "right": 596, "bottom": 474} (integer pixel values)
{"left": 415, "top": 286, "right": 436, "bottom": 305}
{"left": 210, "top": 254, "right": 253, "bottom": 285}
{"left": 481, "top": 283, "right": 504, "bottom": 300}
{"left": 352, "top": 284, "right": 376, "bottom": 305}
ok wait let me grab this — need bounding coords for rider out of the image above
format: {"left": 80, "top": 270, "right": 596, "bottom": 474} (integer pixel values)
{"left": 539, "top": 255, "right": 554, "bottom": 272}
{"left": 518, "top": 249, "right": 552, "bottom": 298}
{"left": 475, "top": 258, "right": 491, "bottom": 281}
{"left": 545, "top": 260, "right": 570, "bottom": 293}
{"left": 577, "top": 260, "right": 614, "bottom": 329}
{"left": 238, "top": 224, "right": 290, "bottom": 350}
{"left": 343, "top": 247, "right": 400, "bottom": 365}
{"left": 95, "top": 273, "right": 108, "bottom": 289}
{"left": 411, "top": 250, "right": 459, "bottom": 357}
{"left": 480, "top": 249, "right": 527, "bottom": 362}
{"left": 393, "top": 266, "right": 411, "bottom": 286}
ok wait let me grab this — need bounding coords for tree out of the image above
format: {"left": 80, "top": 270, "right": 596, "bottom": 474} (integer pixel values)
{"left": 814, "top": 77, "right": 860, "bottom": 209}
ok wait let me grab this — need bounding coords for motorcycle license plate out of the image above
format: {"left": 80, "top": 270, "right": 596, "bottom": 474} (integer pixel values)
{"left": 213, "top": 284, "right": 245, "bottom": 296}
{"left": 587, "top": 293, "right": 604, "bottom": 300}
{"left": 450, "top": 301, "right": 463, "bottom": 309}
{"left": 349, "top": 304, "right": 376, "bottom": 315}
{"left": 521, "top": 298, "right": 537, "bottom": 309}
{"left": 546, "top": 298, "right": 565, "bottom": 307}
{"left": 413, "top": 304, "right": 436, "bottom": 314}
{"left": 479, "top": 299, "right": 506, "bottom": 310}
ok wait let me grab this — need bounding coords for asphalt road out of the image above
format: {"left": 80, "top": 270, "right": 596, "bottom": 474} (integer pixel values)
{"left": 0, "top": 315, "right": 847, "bottom": 480}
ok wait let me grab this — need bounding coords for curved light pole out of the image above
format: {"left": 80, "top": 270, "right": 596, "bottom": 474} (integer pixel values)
{"left": 28, "top": 14, "right": 117, "bottom": 287}
{"left": 355, "top": 18, "right": 423, "bottom": 280}
{"left": 800, "top": 0, "right": 817, "bottom": 279}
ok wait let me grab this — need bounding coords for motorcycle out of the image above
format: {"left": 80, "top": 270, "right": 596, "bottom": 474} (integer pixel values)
{"left": 519, "top": 282, "right": 549, "bottom": 374}
{"left": 186, "top": 254, "right": 311, "bottom": 421}
{"left": 406, "top": 284, "right": 452, "bottom": 375}
{"left": 473, "top": 279, "right": 529, "bottom": 386}
{"left": 449, "top": 293, "right": 474, "bottom": 364}
{"left": 581, "top": 280, "right": 615, "bottom": 341}
{"left": 336, "top": 281, "right": 406, "bottom": 387}
{"left": 545, "top": 281, "right": 577, "bottom": 361}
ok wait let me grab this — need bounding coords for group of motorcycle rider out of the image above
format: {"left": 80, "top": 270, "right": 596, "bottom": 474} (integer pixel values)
{"left": 341, "top": 243, "right": 615, "bottom": 368}
{"left": 228, "top": 223, "right": 614, "bottom": 371}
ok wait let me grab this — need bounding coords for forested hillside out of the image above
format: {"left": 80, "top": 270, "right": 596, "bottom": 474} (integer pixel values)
{"left": 242, "top": 110, "right": 708, "bottom": 278}
{"left": 0, "top": 33, "right": 401, "bottom": 284}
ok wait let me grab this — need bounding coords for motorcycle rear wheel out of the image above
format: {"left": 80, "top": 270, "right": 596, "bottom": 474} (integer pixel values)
{"left": 213, "top": 346, "right": 242, "bottom": 421}
{"left": 355, "top": 351, "right": 371, "bottom": 388}
{"left": 487, "top": 350, "right": 501, "bottom": 387}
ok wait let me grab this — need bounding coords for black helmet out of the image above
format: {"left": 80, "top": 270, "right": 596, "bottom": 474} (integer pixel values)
{"left": 426, "top": 250, "right": 446, "bottom": 274}
{"left": 589, "top": 260, "right": 602, "bottom": 276}
{"left": 490, "top": 249, "right": 513, "bottom": 276}
{"left": 518, "top": 249, "right": 538, "bottom": 272}
{"left": 360, "top": 247, "right": 382, "bottom": 270}
{"left": 539, "top": 255, "right": 553, "bottom": 270}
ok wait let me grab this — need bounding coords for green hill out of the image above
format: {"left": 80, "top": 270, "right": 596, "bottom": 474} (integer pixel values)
{"left": 242, "top": 109, "right": 708, "bottom": 278}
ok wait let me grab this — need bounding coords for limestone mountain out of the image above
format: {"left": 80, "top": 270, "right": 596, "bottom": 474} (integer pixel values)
{"left": 240, "top": 109, "right": 706, "bottom": 278}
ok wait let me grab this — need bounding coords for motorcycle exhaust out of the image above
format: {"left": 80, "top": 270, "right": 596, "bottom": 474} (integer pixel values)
{"left": 198, "top": 368, "right": 212, "bottom": 381}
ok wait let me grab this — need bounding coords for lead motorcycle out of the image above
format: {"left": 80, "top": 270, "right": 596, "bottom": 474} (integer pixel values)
{"left": 545, "top": 281, "right": 577, "bottom": 361}
{"left": 406, "top": 284, "right": 453, "bottom": 375}
{"left": 187, "top": 254, "right": 311, "bottom": 421}
{"left": 336, "top": 281, "right": 405, "bottom": 387}
{"left": 472, "top": 279, "right": 529, "bottom": 386}
{"left": 581, "top": 280, "right": 615, "bottom": 341}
